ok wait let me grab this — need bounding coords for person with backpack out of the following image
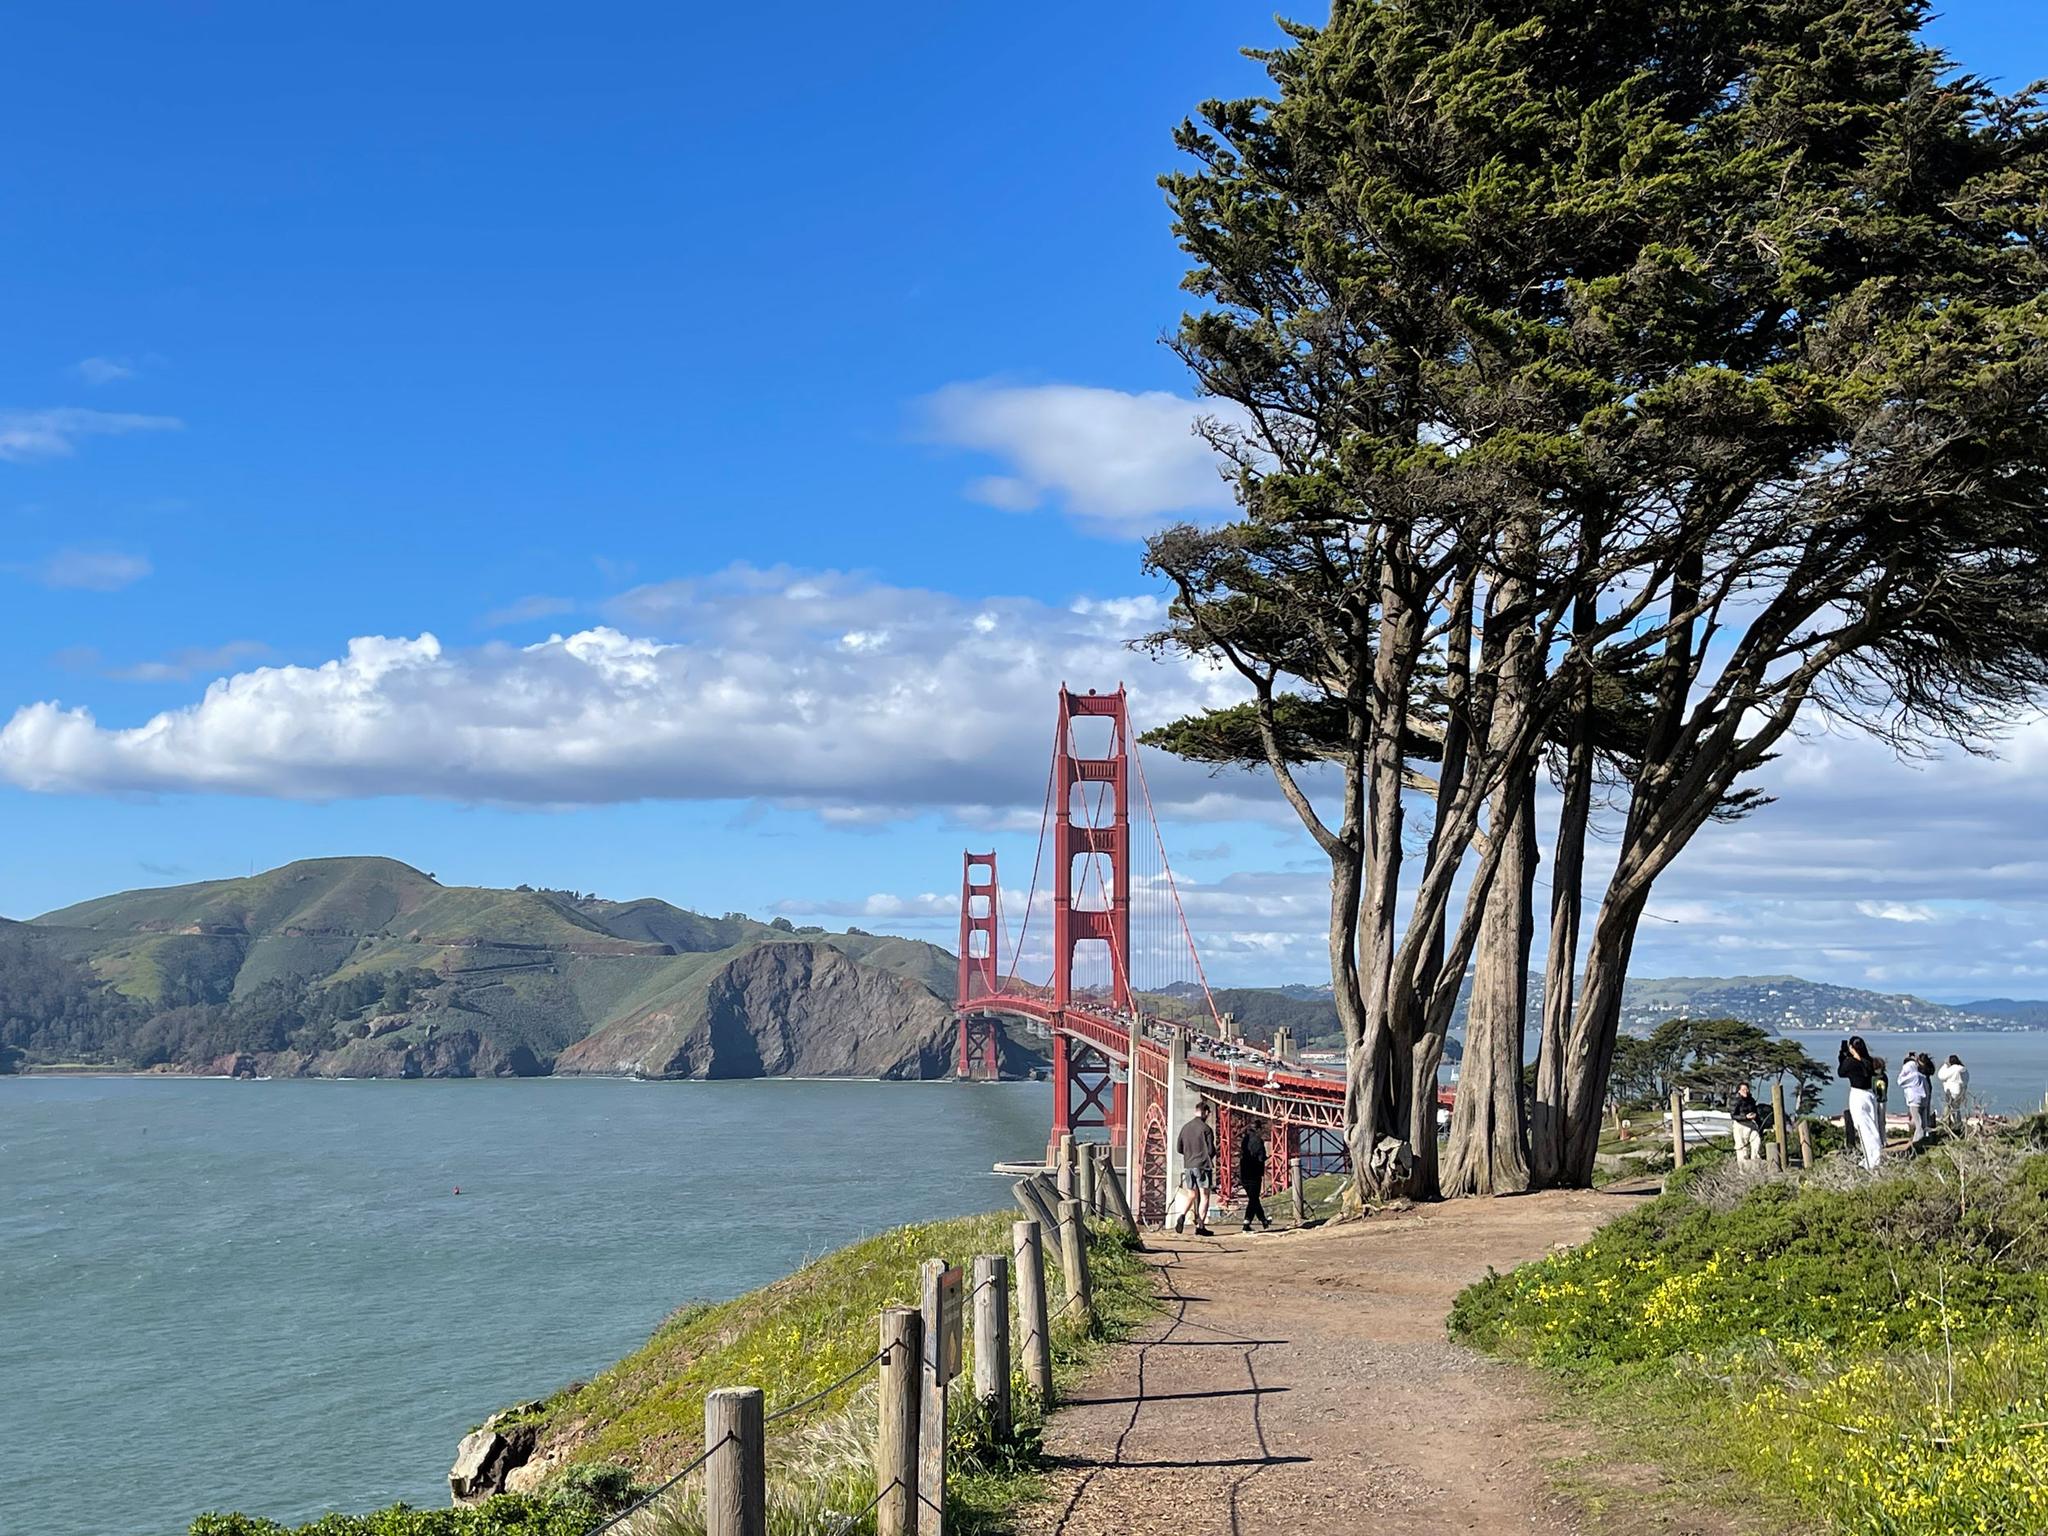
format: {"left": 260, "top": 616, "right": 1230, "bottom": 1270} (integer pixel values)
{"left": 1236, "top": 1116, "right": 1272, "bottom": 1233}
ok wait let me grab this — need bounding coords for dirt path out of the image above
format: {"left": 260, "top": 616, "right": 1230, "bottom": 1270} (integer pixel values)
{"left": 1022, "top": 1185, "right": 1725, "bottom": 1536}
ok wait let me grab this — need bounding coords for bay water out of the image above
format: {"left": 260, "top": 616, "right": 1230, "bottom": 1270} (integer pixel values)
{"left": 1778, "top": 1029, "right": 2045, "bottom": 1116}
{"left": 0, "top": 1076, "right": 1050, "bottom": 1536}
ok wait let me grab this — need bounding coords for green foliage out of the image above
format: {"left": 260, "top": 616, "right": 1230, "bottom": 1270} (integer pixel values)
{"left": 188, "top": 1491, "right": 610, "bottom": 1536}
{"left": 1454, "top": 1139, "right": 2048, "bottom": 1533}
{"left": 1609, "top": 1017, "right": 1830, "bottom": 1112}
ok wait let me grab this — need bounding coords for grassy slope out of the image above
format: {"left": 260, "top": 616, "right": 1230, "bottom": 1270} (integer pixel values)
{"left": 515, "top": 1210, "right": 1153, "bottom": 1532}
{"left": 1452, "top": 1128, "right": 2048, "bottom": 1535}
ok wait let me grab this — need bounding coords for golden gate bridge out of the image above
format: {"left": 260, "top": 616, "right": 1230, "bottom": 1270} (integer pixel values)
{"left": 952, "top": 685, "right": 1439, "bottom": 1224}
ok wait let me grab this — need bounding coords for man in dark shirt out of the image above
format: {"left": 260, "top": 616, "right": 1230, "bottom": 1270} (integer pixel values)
{"left": 1171, "top": 1101, "right": 1218, "bottom": 1236}
{"left": 1730, "top": 1082, "right": 1766, "bottom": 1162}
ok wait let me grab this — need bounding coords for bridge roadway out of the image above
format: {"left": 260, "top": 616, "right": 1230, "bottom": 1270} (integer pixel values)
{"left": 978, "top": 992, "right": 1356, "bottom": 1132}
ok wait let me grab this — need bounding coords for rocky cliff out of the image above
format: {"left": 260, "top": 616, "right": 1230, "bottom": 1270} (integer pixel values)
{"left": 552, "top": 940, "right": 959, "bottom": 1079}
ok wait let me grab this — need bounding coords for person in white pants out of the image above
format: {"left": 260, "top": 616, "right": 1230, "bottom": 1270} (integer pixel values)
{"left": 1838, "top": 1035, "right": 1885, "bottom": 1170}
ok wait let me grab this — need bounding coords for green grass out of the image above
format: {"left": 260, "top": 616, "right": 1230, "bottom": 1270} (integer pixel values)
{"left": 1453, "top": 1122, "right": 2048, "bottom": 1534}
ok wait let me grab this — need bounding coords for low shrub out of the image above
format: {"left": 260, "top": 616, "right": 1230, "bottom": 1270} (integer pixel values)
{"left": 1453, "top": 1134, "right": 2048, "bottom": 1536}
{"left": 189, "top": 1491, "right": 608, "bottom": 1536}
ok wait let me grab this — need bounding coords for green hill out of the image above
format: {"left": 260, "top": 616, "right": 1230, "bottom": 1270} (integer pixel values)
{"left": 5, "top": 858, "right": 1040, "bottom": 1081}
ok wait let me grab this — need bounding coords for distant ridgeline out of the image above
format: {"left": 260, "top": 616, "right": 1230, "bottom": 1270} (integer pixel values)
{"left": 0, "top": 857, "right": 1047, "bottom": 1080}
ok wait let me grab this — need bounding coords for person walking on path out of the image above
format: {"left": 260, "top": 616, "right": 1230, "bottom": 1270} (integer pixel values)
{"left": 1236, "top": 1116, "right": 1272, "bottom": 1233}
{"left": 1839, "top": 1036, "right": 1886, "bottom": 1170}
{"left": 1170, "top": 1101, "right": 1218, "bottom": 1237}
{"left": 1938, "top": 1054, "right": 1971, "bottom": 1130}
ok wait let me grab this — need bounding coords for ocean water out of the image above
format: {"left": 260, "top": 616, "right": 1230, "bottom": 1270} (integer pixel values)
{"left": 0, "top": 1076, "right": 1051, "bottom": 1536}
{"left": 1778, "top": 1029, "right": 2046, "bottom": 1116}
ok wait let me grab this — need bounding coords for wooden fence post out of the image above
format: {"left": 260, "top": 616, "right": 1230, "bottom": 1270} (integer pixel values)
{"left": 1797, "top": 1119, "right": 1814, "bottom": 1171}
{"left": 1010, "top": 1177, "right": 1058, "bottom": 1234}
{"left": 1077, "top": 1145, "right": 1098, "bottom": 1215}
{"left": 877, "top": 1307, "right": 922, "bottom": 1536}
{"left": 1029, "top": 1171, "right": 1064, "bottom": 1217}
{"left": 1097, "top": 1147, "right": 1138, "bottom": 1237}
{"left": 917, "top": 1258, "right": 949, "bottom": 1536}
{"left": 1670, "top": 1090, "right": 1686, "bottom": 1169}
{"left": 1770, "top": 1081, "right": 1790, "bottom": 1172}
{"left": 1057, "top": 1134, "right": 1076, "bottom": 1200}
{"left": 972, "top": 1254, "right": 1011, "bottom": 1442}
{"left": 1289, "top": 1156, "right": 1306, "bottom": 1225}
{"left": 1012, "top": 1219, "right": 1054, "bottom": 1403}
{"left": 1057, "top": 1198, "right": 1094, "bottom": 1330}
{"left": 704, "top": 1387, "right": 765, "bottom": 1536}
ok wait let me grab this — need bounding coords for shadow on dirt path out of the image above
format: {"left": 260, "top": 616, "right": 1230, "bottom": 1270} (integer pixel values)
{"left": 1020, "top": 1184, "right": 1748, "bottom": 1536}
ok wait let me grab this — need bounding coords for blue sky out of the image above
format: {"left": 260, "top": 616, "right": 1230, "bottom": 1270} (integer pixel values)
{"left": 5, "top": 2, "right": 2047, "bottom": 999}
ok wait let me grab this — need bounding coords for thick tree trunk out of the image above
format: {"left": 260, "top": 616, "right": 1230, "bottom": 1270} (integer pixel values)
{"left": 1529, "top": 696, "right": 1592, "bottom": 1188}
{"left": 1442, "top": 766, "right": 1536, "bottom": 1196}
{"left": 1408, "top": 568, "right": 1474, "bottom": 1205}
{"left": 1557, "top": 886, "right": 1648, "bottom": 1185}
{"left": 1348, "top": 568, "right": 1420, "bottom": 1197}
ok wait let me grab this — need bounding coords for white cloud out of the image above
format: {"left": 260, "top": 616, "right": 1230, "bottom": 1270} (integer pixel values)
{"left": 921, "top": 382, "right": 1242, "bottom": 536}
{"left": 15, "top": 548, "right": 153, "bottom": 591}
{"left": 0, "top": 408, "right": 182, "bottom": 462}
{"left": 70, "top": 357, "right": 139, "bottom": 387}
{"left": 0, "top": 566, "right": 1246, "bottom": 811}
{"left": 1854, "top": 900, "right": 1938, "bottom": 924}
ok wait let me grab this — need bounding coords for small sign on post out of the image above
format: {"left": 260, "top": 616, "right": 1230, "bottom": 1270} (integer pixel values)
{"left": 929, "top": 1264, "right": 964, "bottom": 1383}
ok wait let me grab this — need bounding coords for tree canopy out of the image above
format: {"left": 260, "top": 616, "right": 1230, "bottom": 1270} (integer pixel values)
{"left": 1146, "top": 0, "right": 2048, "bottom": 1196}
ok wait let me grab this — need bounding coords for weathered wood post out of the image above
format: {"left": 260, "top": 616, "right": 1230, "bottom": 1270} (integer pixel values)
{"left": 1289, "top": 1156, "right": 1306, "bottom": 1225}
{"left": 1011, "top": 1219, "right": 1054, "bottom": 1403}
{"left": 1797, "top": 1119, "right": 1814, "bottom": 1171}
{"left": 1770, "top": 1081, "right": 1790, "bottom": 1172}
{"left": 704, "top": 1387, "right": 765, "bottom": 1536}
{"left": 1669, "top": 1090, "right": 1687, "bottom": 1169}
{"left": 1097, "top": 1145, "right": 1138, "bottom": 1237}
{"left": 1076, "top": 1144, "right": 1098, "bottom": 1214}
{"left": 971, "top": 1254, "right": 1011, "bottom": 1442}
{"left": 1057, "top": 1197, "right": 1094, "bottom": 1330}
{"left": 877, "top": 1307, "right": 922, "bottom": 1536}
{"left": 1010, "top": 1177, "right": 1058, "bottom": 1233}
{"left": 1030, "top": 1171, "right": 1064, "bottom": 1216}
{"left": 1057, "top": 1134, "right": 1077, "bottom": 1199}
{"left": 917, "top": 1259, "right": 951, "bottom": 1536}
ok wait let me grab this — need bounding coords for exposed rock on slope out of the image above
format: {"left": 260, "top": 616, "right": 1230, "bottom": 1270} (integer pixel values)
{"left": 553, "top": 941, "right": 956, "bottom": 1079}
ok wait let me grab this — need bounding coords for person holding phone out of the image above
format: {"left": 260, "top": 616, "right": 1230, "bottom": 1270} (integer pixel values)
{"left": 1838, "top": 1036, "right": 1885, "bottom": 1170}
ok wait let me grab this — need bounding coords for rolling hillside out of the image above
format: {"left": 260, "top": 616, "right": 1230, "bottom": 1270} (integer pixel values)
{"left": 10, "top": 858, "right": 1043, "bottom": 1080}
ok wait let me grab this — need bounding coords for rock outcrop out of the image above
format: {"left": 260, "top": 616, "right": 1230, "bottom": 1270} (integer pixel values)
{"left": 449, "top": 1405, "right": 542, "bottom": 1504}
{"left": 553, "top": 940, "right": 960, "bottom": 1079}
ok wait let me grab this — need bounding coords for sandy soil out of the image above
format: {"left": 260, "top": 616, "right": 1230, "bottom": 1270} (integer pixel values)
{"left": 1021, "top": 1186, "right": 1747, "bottom": 1536}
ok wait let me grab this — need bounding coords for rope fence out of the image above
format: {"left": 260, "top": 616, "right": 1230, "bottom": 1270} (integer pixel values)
{"left": 558, "top": 1208, "right": 1106, "bottom": 1536}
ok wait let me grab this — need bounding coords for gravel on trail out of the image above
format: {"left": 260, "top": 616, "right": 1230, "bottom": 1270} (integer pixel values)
{"left": 1021, "top": 1183, "right": 1743, "bottom": 1536}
